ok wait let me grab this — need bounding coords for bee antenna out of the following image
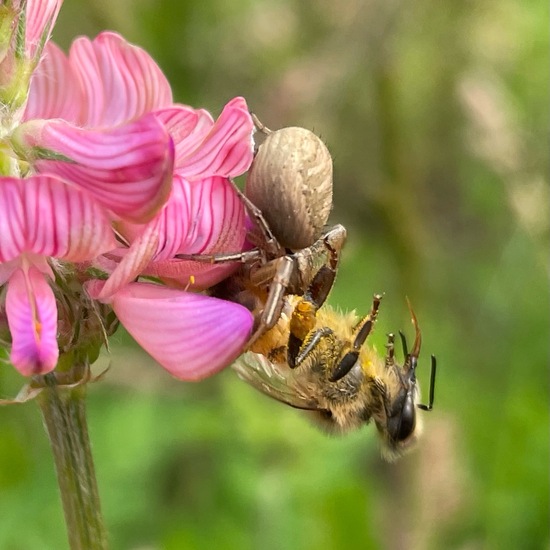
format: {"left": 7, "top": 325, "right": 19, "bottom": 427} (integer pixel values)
{"left": 406, "top": 297, "right": 422, "bottom": 358}
{"left": 417, "top": 355, "right": 437, "bottom": 411}
{"left": 385, "top": 333, "right": 395, "bottom": 367}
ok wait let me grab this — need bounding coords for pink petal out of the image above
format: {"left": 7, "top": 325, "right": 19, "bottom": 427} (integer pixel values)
{"left": 177, "top": 97, "right": 254, "bottom": 180}
{"left": 6, "top": 266, "right": 59, "bottom": 376}
{"left": 154, "top": 106, "right": 214, "bottom": 168}
{"left": 101, "top": 173, "right": 245, "bottom": 295}
{"left": 111, "top": 283, "right": 253, "bottom": 380}
{"left": 185, "top": 175, "right": 246, "bottom": 255}
{"left": 0, "top": 175, "right": 117, "bottom": 262}
{"left": 117, "top": 175, "right": 246, "bottom": 289}
{"left": 25, "top": 0, "right": 63, "bottom": 59}
{"left": 0, "top": 260, "right": 19, "bottom": 286}
{"left": 97, "top": 222, "right": 160, "bottom": 299}
{"left": 150, "top": 260, "right": 239, "bottom": 292}
{"left": 24, "top": 42, "right": 84, "bottom": 123}
{"left": 0, "top": 178, "right": 25, "bottom": 262}
{"left": 154, "top": 175, "right": 246, "bottom": 258}
{"left": 29, "top": 115, "right": 174, "bottom": 222}
{"left": 68, "top": 32, "right": 173, "bottom": 128}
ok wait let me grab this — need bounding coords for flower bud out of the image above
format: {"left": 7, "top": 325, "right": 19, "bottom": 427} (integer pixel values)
{"left": 245, "top": 126, "right": 333, "bottom": 250}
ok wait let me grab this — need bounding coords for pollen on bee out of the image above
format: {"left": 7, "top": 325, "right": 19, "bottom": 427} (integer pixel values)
{"left": 296, "top": 301, "right": 315, "bottom": 315}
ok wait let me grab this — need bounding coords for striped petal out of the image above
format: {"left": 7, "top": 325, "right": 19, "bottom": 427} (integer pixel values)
{"left": 151, "top": 175, "right": 246, "bottom": 258}
{"left": 0, "top": 178, "right": 25, "bottom": 262}
{"left": 154, "top": 106, "right": 214, "bottom": 168}
{"left": 97, "top": 221, "right": 160, "bottom": 299}
{"left": 26, "top": 114, "right": 174, "bottom": 222}
{"left": 110, "top": 283, "right": 253, "bottom": 380}
{"left": 112, "top": 175, "right": 246, "bottom": 291}
{"left": 68, "top": 32, "right": 173, "bottom": 128}
{"left": 100, "top": 174, "right": 246, "bottom": 296}
{"left": 0, "top": 175, "right": 117, "bottom": 263}
{"left": 25, "top": 0, "right": 63, "bottom": 60}
{"left": 145, "top": 175, "right": 246, "bottom": 288}
{"left": 6, "top": 266, "right": 58, "bottom": 376}
{"left": 176, "top": 97, "right": 254, "bottom": 180}
{"left": 24, "top": 41, "right": 84, "bottom": 123}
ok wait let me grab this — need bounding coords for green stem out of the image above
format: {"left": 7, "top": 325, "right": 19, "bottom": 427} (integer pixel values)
{"left": 37, "top": 370, "right": 108, "bottom": 550}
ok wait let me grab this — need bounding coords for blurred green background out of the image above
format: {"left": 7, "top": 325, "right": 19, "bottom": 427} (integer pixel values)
{"left": 0, "top": 0, "right": 548, "bottom": 548}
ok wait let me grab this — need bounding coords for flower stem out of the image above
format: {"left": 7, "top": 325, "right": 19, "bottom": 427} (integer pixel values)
{"left": 37, "top": 370, "right": 108, "bottom": 550}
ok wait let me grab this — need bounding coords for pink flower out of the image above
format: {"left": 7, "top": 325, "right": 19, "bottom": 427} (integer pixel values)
{"left": 101, "top": 97, "right": 254, "bottom": 298}
{"left": 0, "top": 176, "right": 116, "bottom": 375}
{"left": 20, "top": 33, "right": 254, "bottom": 295}
{"left": 0, "top": 14, "right": 255, "bottom": 380}
{"left": 89, "top": 93, "right": 256, "bottom": 379}
{"left": 17, "top": 33, "right": 175, "bottom": 223}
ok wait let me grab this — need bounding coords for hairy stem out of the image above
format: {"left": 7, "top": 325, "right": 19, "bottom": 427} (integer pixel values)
{"left": 37, "top": 370, "right": 108, "bottom": 550}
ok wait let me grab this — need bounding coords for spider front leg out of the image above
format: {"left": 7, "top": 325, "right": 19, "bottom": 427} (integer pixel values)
{"left": 287, "top": 237, "right": 342, "bottom": 368}
{"left": 175, "top": 248, "right": 266, "bottom": 265}
{"left": 175, "top": 177, "right": 284, "bottom": 265}
{"left": 245, "top": 255, "right": 295, "bottom": 348}
{"left": 247, "top": 225, "right": 345, "bottom": 351}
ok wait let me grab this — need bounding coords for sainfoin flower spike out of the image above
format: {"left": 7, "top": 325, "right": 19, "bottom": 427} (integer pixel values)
{"left": 0, "top": 5, "right": 255, "bottom": 381}
{"left": 0, "top": 1, "right": 257, "bottom": 545}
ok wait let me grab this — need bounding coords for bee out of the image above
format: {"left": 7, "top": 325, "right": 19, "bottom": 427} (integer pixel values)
{"left": 228, "top": 228, "right": 436, "bottom": 461}
{"left": 179, "top": 117, "right": 436, "bottom": 459}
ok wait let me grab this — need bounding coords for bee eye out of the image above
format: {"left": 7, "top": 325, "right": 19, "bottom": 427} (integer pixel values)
{"left": 396, "top": 395, "right": 416, "bottom": 441}
{"left": 387, "top": 393, "right": 416, "bottom": 443}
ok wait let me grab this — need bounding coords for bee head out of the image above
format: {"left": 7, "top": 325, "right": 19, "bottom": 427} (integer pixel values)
{"left": 376, "top": 303, "right": 436, "bottom": 461}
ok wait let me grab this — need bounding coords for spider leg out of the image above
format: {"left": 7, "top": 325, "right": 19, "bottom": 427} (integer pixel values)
{"left": 175, "top": 177, "right": 284, "bottom": 265}
{"left": 175, "top": 249, "right": 265, "bottom": 264}
{"left": 246, "top": 256, "right": 294, "bottom": 349}
{"left": 250, "top": 112, "right": 273, "bottom": 136}
{"left": 246, "top": 225, "right": 346, "bottom": 354}
{"left": 229, "top": 179, "right": 285, "bottom": 258}
{"left": 287, "top": 230, "right": 344, "bottom": 368}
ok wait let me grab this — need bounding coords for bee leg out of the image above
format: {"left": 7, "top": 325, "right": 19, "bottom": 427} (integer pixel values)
{"left": 287, "top": 259, "right": 340, "bottom": 368}
{"left": 352, "top": 294, "right": 382, "bottom": 348}
{"left": 328, "top": 294, "right": 382, "bottom": 382}
{"left": 287, "top": 298, "right": 319, "bottom": 368}
{"left": 290, "top": 327, "right": 338, "bottom": 370}
{"left": 385, "top": 333, "right": 396, "bottom": 367}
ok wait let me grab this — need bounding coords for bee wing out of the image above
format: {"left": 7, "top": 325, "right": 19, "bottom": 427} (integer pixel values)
{"left": 232, "top": 352, "right": 323, "bottom": 411}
